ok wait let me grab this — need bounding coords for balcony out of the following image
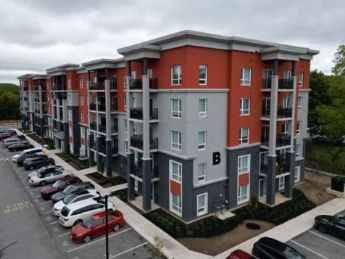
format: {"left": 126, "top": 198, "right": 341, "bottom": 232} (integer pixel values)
{"left": 131, "top": 162, "right": 143, "bottom": 178}
{"left": 110, "top": 78, "right": 117, "bottom": 90}
{"left": 52, "top": 84, "right": 66, "bottom": 91}
{"left": 130, "top": 107, "right": 159, "bottom": 120}
{"left": 98, "top": 104, "right": 106, "bottom": 112}
{"left": 278, "top": 79, "right": 293, "bottom": 89}
{"left": 131, "top": 135, "right": 159, "bottom": 150}
{"left": 276, "top": 133, "right": 291, "bottom": 147}
{"left": 129, "top": 78, "right": 158, "bottom": 90}
{"left": 277, "top": 107, "right": 292, "bottom": 118}
{"left": 262, "top": 107, "right": 270, "bottom": 117}
{"left": 261, "top": 135, "right": 269, "bottom": 146}
{"left": 89, "top": 103, "right": 96, "bottom": 111}
{"left": 99, "top": 144, "right": 118, "bottom": 154}
{"left": 89, "top": 82, "right": 105, "bottom": 90}
{"left": 111, "top": 100, "right": 118, "bottom": 111}
{"left": 90, "top": 122, "right": 97, "bottom": 131}
{"left": 262, "top": 78, "right": 271, "bottom": 89}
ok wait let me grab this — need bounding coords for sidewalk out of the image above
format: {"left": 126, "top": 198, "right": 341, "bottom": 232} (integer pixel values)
{"left": 19, "top": 131, "right": 210, "bottom": 259}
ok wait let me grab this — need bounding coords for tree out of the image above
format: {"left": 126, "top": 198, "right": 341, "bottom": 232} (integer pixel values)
{"left": 332, "top": 45, "right": 345, "bottom": 77}
{"left": 0, "top": 92, "right": 20, "bottom": 120}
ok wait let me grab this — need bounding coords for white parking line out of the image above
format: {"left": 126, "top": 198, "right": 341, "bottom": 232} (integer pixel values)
{"left": 290, "top": 240, "right": 329, "bottom": 259}
{"left": 308, "top": 230, "right": 345, "bottom": 249}
{"left": 109, "top": 242, "right": 148, "bottom": 258}
{"left": 42, "top": 210, "right": 52, "bottom": 214}
{"left": 67, "top": 227, "right": 132, "bottom": 253}
{"left": 50, "top": 220, "right": 59, "bottom": 225}
{"left": 57, "top": 232, "right": 70, "bottom": 238}
{"left": 37, "top": 200, "right": 51, "bottom": 205}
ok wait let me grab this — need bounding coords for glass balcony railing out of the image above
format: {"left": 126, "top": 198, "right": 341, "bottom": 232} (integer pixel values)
{"left": 279, "top": 79, "right": 293, "bottom": 89}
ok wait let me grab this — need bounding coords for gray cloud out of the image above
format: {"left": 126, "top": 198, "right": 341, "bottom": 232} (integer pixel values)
{"left": 0, "top": 0, "right": 344, "bottom": 84}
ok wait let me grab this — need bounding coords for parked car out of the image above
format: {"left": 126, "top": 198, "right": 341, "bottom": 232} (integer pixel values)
{"left": 53, "top": 189, "right": 100, "bottom": 216}
{"left": 23, "top": 155, "right": 55, "bottom": 170}
{"left": 40, "top": 176, "right": 81, "bottom": 199}
{"left": 71, "top": 210, "right": 125, "bottom": 243}
{"left": 59, "top": 198, "right": 115, "bottom": 227}
{"left": 8, "top": 142, "right": 34, "bottom": 152}
{"left": 28, "top": 166, "right": 69, "bottom": 186}
{"left": 252, "top": 237, "right": 305, "bottom": 259}
{"left": 15, "top": 147, "right": 44, "bottom": 165}
{"left": 3, "top": 137, "right": 21, "bottom": 147}
{"left": 51, "top": 181, "right": 95, "bottom": 203}
{"left": 314, "top": 215, "right": 345, "bottom": 240}
{"left": 226, "top": 250, "right": 255, "bottom": 259}
{"left": 0, "top": 129, "right": 16, "bottom": 141}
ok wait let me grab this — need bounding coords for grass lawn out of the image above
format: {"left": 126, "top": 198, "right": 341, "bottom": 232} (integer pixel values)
{"left": 306, "top": 140, "right": 345, "bottom": 175}
{"left": 56, "top": 152, "right": 89, "bottom": 170}
{"left": 85, "top": 172, "right": 127, "bottom": 188}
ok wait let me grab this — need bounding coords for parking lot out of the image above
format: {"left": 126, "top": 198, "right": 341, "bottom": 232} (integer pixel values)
{"left": 0, "top": 145, "right": 155, "bottom": 259}
{"left": 287, "top": 211, "right": 345, "bottom": 259}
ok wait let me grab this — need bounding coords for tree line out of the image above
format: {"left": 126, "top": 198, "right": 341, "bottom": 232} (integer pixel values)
{"left": 0, "top": 83, "right": 20, "bottom": 120}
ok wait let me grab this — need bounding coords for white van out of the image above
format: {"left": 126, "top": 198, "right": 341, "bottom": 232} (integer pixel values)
{"left": 12, "top": 147, "right": 44, "bottom": 162}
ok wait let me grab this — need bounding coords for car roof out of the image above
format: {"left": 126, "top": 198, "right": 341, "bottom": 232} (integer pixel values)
{"left": 22, "top": 147, "right": 43, "bottom": 153}
{"left": 65, "top": 198, "right": 101, "bottom": 210}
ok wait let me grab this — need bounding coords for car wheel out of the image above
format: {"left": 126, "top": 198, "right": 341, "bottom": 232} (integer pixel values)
{"left": 73, "top": 219, "right": 83, "bottom": 226}
{"left": 113, "top": 224, "right": 120, "bottom": 231}
{"left": 40, "top": 181, "right": 47, "bottom": 186}
{"left": 318, "top": 225, "right": 327, "bottom": 233}
{"left": 83, "top": 235, "right": 91, "bottom": 243}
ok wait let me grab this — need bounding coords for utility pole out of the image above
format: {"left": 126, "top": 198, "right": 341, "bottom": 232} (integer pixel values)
{"left": 105, "top": 194, "right": 109, "bottom": 259}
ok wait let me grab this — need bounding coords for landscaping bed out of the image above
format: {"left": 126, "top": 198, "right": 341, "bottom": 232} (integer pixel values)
{"left": 306, "top": 140, "right": 345, "bottom": 175}
{"left": 111, "top": 189, "right": 128, "bottom": 202}
{"left": 26, "top": 133, "right": 54, "bottom": 149}
{"left": 85, "top": 172, "right": 127, "bottom": 188}
{"left": 56, "top": 152, "right": 89, "bottom": 170}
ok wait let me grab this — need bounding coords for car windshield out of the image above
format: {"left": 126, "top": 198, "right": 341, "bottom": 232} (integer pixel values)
{"left": 60, "top": 207, "right": 70, "bottom": 217}
{"left": 283, "top": 247, "right": 304, "bottom": 259}
{"left": 82, "top": 218, "right": 97, "bottom": 228}
{"left": 63, "top": 194, "right": 77, "bottom": 204}
{"left": 36, "top": 173, "right": 43, "bottom": 178}
{"left": 63, "top": 185, "right": 76, "bottom": 194}
{"left": 52, "top": 180, "right": 63, "bottom": 188}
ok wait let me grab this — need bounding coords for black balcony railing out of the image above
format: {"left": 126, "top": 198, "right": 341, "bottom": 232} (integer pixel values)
{"left": 98, "top": 104, "right": 106, "bottom": 111}
{"left": 130, "top": 107, "right": 159, "bottom": 120}
{"left": 130, "top": 135, "right": 159, "bottom": 150}
{"left": 52, "top": 84, "right": 66, "bottom": 91}
{"left": 262, "top": 78, "right": 272, "bottom": 89}
{"left": 89, "top": 82, "right": 105, "bottom": 90}
{"left": 99, "top": 144, "right": 118, "bottom": 154}
{"left": 261, "top": 135, "right": 269, "bottom": 146}
{"left": 262, "top": 107, "right": 270, "bottom": 117}
{"left": 90, "top": 122, "right": 97, "bottom": 131}
{"left": 89, "top": 103, "right": 96, "bottom": 111}
{"left": 276, "top": 133, "right": 291, "bottom": 147}
{"left": 111, "top": 100, "right": 118, "bottom": 111}
{"left": 279, "top": 79, "right": 293, "bottom": 89}
{"left": 110, "top": 78, "right": 117, "bottom": 90}
{"left": 131, "top": 162, "right": 143, "bottom": 178}
{"left": 149, "top": 78, "right": 158, "bottom": 89}
{"left": 129, "top": 78, "right": 158, "bottom": 90}
{"left": 277, "top": 107, "right": 292, "bottom": 118}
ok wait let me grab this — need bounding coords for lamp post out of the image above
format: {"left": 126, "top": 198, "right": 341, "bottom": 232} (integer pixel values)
{"left": 104, "top": 194, "right": 109, "bottom": 259}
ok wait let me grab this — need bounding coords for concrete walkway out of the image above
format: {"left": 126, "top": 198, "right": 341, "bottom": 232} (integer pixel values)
{"left": 17, "top": 131, "right": 345, "bottom": 258}
{"left": 18, "top": 131, "right": 209, "bottom": 259}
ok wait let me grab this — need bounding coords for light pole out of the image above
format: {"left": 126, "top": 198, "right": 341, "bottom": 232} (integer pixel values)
{"left": 104, "top": 194, "right": 109, "bottom": 259}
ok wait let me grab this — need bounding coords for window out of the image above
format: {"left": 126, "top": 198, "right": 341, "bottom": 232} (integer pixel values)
{"left": 283, "top": 71, "right": 292, "bottom": 79}
{"left": 124, "top": 140, "right": 128, "bottom": 152}
{"left": 238, "top": 155, "right": 250, "bottom": 174}
{"left": 298, "top": 96, "right": 303, "bottom": 108}
{"left": 238, "top": 185, "right": 249, "bottom": 203}
{"left": 198, "top": 99, "right": 207, "bottom": 118}
{"left": 199, "top": 65, "right": 207, "bottom": 85}
{"left": 296, "top": 121, "right": 301, "bottom": 134}
{"left": 239, "top": 127, "right": 249, "bottom": 145}
{"left": 171, "top": 131, "right": 181, "bottom": 150}
{"left": 298, "top": 72, "right": 304, "bottom": 86}
{"left": 197, "top": 193, "right": 208, "bottom": 216}
{"left": 240, "top": 98, "right": 250, "bottom": 115}
{"left": 171, "top": 99, "right": 182, "bottom": 118}
{"left": 263, "top": 69, "right": 273, "bottom": 79}
{"left": 295, "top": 143, "right": 300, "bottom": 157}
{"left": 278, "top": 176, "right": 285, "bottom": 190}
{"left": 131, "top": 71, "right": 136, "bottom": 79}
{"left": 241, "top": 67, "right": 251, "bottom": 85}
{"left": 282, "top": 96, "right": 290, "bottom": 108}
{"left": 147, "top": 69, "right": 153, "bottom": 78}
{"left": 281, "top": 123, "right": 288, "bottom": 134}
{"left": 170, "top": 193, "right": 182, "bottom": 215}
{"left": 294, "top": 166, "right": 301, "bottom": 183}
{"left": 170, "top": 160, "right": 182, "bottom": 182}
{"left": 197, "top": 163, "right": 207, "bottom": 182}
{"left": 171, "top": 65, "right": 182, "bottom": 85}
{"left": 124, "top": 119, "right": 127, "bottom": 132}
{"left": 198, "top": 131, "right": 207, "bottom": 150}
{"left": 124, "top": 96, "right": 127, "bottom": 110}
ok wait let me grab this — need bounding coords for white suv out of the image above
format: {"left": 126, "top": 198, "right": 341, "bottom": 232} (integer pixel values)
{"left": 59, "top": 198, "right": 115, "bottom": 227}
{"left": 53, "top": 189, "right": 100, "bottom": 216}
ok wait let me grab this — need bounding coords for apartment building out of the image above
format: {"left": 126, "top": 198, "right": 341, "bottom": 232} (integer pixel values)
{"left": 18, "top": 30, "right": 318, "bottom": 222}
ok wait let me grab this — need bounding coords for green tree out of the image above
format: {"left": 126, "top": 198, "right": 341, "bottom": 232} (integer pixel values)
{"left": 0, "top": 92, "right": 20, "bottom": 120}
{"left": 332, "top": 44, "right": 345, "bottom": 77}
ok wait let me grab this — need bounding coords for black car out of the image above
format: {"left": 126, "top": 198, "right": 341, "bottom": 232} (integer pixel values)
{"left": 51, "top": 181, "right": 95, "bottom": 203}
{"left": 314, "top": 215, "right": 345, "bottom": 240}
{"left": 252, "top": 237, "right": 305, "bottom": 259}
{"left": 23, "top": 155, "right": 55, "bottom": 170}
{"left": 8, "top": 142, "right": 34, "bottom": 152}
{"left": 17, "top": 153, "right": 42, "bottom": 166}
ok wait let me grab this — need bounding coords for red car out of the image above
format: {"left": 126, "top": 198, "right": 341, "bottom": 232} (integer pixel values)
{"left": 227, "top": 249, "right": 255, "bottom": 259}
{"left": 71, "top": 210, "right": 125, "bottom": 243}
{"left": 40, "top": 176, "right": 81, "bottom": 200}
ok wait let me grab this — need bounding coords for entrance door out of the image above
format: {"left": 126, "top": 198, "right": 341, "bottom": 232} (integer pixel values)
{"left": 258, "top": 178, "right": 267, "bottom": 197}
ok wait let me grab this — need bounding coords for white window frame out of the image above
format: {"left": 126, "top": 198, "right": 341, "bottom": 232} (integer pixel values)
{"left": 169, "top": 160, "right": 182, "bottom": 182}
{"left": 197, "top": 163, "right": 207, "bottom": 182}
{"left": 171, "top": 65, "right": 182, "bottom": 85}
{"left": 198, "top": 131, "right": 207, "bottom": 150}
{"left": 282, "top": 96, "right": 290, "bottom": 108}
{"left": 298, "top": 72, "right": 304, "bottom": 86}
{"left": 263, "top": 69, "right": 273, "bottom": 79}
{"left": 124, "top": 96, "right": 127, "bottom": 110}
{"left": 278, "top": 176, "right": 285, "bottom": 191}
{"left": 171, "top": 131, "right": 181, "bottom": 151}
{"left": 198, "top": 99, "right": 207, "bottom": 118}
{"left": 298, "top": 96, "right": 303, "bottom": 108}
{"left": 171, "top": 99, "right": 182, "bottom": 118}
{"left": 196, "top": 193, "right": 208, "bottom": 216}
{"left": 237, "top": 154, "right": 251, "bottom": 204}
{"left": 296, "top": 120, "right": 301, "bottom": 134}
{"left": 295, "top": 143, "right": 300, "bottom": 158}
{"left": 124, "top": 119, "right": 127, "bottom": 133}
{"left": 238, "top": 184, "right": 249, "bottom": 204}
{"left": 282, "top": 122, "right": 289, "bottom": 134}
{"left": 294, "top": 166, "right": 301, "bottom": 183}
{"left": 240, "top": 98, "right": 250, "bottom": 115}
{"left": 170, "top": 193, "right": 182, "bottom": 216}
{"left": 239, "top": 127, "right": 249, "bottom": 145}
{"left": 238, "top": 154, "right": 250, "bottom": 175}
{"left": 284, "top": 70, "right": 292, "bottom": 79}
{"left": 199, "top": 65, "right": 207, "bottom": 85}
{"left": 241, "top": 67, "right": 251, "bottom": 86}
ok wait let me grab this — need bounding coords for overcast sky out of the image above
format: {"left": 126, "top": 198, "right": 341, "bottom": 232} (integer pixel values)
{"left": 0, "top": 0, "right": 344, "bottom": 84}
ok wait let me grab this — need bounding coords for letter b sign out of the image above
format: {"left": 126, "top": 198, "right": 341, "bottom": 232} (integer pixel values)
{"left": 213, "top": 152, "right": 221, "bottom": 165}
